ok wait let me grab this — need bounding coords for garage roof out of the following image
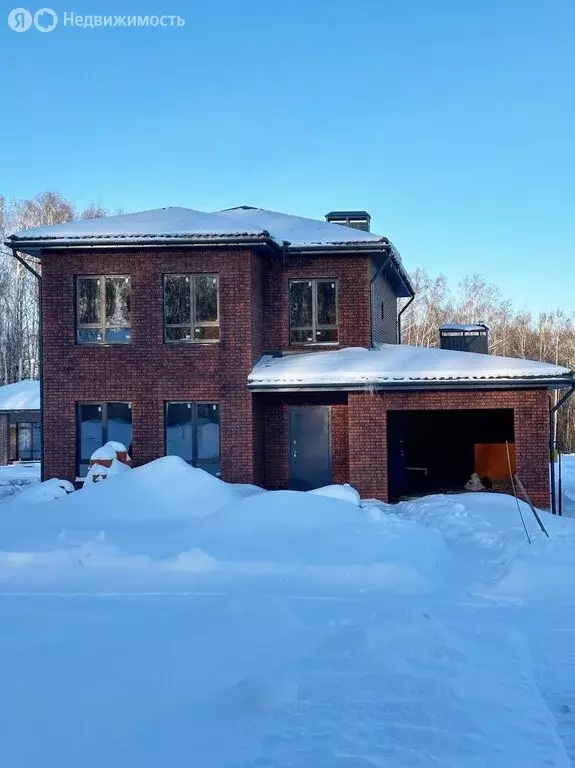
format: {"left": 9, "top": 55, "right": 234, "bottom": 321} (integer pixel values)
{"left": 0, "top": 380, "right": 40, "bottom": 411}
{"left": 248, "top": 345, "right": 574, "bottom": 391}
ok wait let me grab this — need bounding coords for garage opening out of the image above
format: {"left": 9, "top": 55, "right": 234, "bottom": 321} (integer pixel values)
{"left": 387, "top": 409, "right": 515, "bottom": 502}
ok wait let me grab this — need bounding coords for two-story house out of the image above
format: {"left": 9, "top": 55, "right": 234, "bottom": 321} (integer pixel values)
{"left": 6, "top": 205, "right": 574, "bottom": 509}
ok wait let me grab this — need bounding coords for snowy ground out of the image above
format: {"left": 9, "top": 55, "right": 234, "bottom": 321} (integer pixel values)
{"left": 559, "top": 454, "right": 575, "bottom": 517}
{"left": 1, "top": 458, "right": 575, "bottom": 767}
{"left": 0, "top": 462, "right": 40, "bottom": 503}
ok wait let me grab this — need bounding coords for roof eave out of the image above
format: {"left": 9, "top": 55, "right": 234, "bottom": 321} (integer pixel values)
{"left": 286, "top": 240, "right": 414, "bottom": 297}
{"left": 248, "top": 376, "right": 575, "bottom": 393}
{"left": 5, "top": 233, "right": 281, "bottom": 256}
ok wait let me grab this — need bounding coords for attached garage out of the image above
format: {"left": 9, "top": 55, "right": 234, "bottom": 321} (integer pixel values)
{"left": 250, "top": 344, "right": 575, "bottom": 510}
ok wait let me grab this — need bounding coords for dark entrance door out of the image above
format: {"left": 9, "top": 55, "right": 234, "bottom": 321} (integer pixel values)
{"left": 288, "top": 406, "right": 331, "bottom": 491}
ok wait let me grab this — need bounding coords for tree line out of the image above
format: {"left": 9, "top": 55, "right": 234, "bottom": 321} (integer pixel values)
{"left": 401, "top": 269, "right": 575, "bottom": 451}
{"left": 0, "top": 192, "right": 110, "bottom": 383}
{"left": 1, "top": 191, "right": 574, "bottom": 450}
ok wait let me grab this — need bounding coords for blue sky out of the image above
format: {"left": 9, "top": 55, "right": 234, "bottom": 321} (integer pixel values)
{"left": 1, "top": 0, "right": 573, "bottom": 312}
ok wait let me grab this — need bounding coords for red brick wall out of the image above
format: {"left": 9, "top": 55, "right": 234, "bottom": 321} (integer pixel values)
{"left": 262, "top": 256, "right": 372, "bottom": 351}
{"left": 41, "top": 247, "right": 377, "bottom": 484}
{"left": 41, "top": 244, "right": 552, "bottom": 509}
{"left": 348, "top": 389, "right": 551, "bottom": 508}
{"left": 41, "top": 247, "right": 264, "bottom": 483}
{"left": 258, "top": 392, "right": 348, "bottom": 489}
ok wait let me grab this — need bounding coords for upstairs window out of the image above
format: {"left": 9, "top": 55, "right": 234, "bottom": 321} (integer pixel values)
{"left": 77, "top": 276, "right": 131, "bottom": 344}
{"left": 165, "top": 401, "right": 220, "bottom": 475}
{"left": 164, "top": 275, "right": 219, "bottom": 342}
{"left": 289, "top": 279, "right": 338, "bottom": 344}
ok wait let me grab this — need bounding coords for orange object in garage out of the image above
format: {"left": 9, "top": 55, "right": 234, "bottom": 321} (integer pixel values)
{"left": 474, "top": 443, "right": 516, "bottom": 481}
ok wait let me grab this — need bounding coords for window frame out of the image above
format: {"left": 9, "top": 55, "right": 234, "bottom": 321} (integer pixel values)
{"left": 164, "top": 400, "right": 221, "bottom": 475}
{"left": 75, "top": 275, "right": 131, "bottom": 346}
{"left": 163, "top": 274, "right": 220, "bottom": 344}
{"left": 288, "top": 278, "right": 339, "bottom": 346}
{"left": 12, "top": 421, "right": 41, "bottom": 461}
{"left": 76, "top": 401, "right": 132, "bottom": 478}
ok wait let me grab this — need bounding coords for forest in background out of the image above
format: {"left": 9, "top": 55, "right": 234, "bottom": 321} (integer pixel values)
{"left": 1, "top": 191, "right": 574, "bottom": 450}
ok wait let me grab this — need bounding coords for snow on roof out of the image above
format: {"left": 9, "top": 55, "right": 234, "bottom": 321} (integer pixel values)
{"left": 248, "top": 345, "right": 574, "bottom": 389}
{"left": 440, "top": 323, "right": 489, "bottom": 332}
{"left": 6, "top": 207, "right": 268, "bottom": 243}
{"left": 8, "top": 205, "right": 389, "bottom": 250}
{"left": 0, "top": 379, "right": 40, "bottom": 411}
{"left": 7, "top": 205, "right": 413, "bottom": 295}
{"left": 216, "top": 206, "right": 388, "bottom": 248}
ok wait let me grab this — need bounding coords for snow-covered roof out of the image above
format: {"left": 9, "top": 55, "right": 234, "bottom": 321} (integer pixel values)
{"left": 0, "top": 379, "right": 40, "bottom": 411}
{"left": 6, "top": 205, "right": 390, "bottom": 248}
{"left": 440, "top": 323, "right": 489, "bottom": 332}
{"left": 7, "top": 205, "right": 392, "bottom": 248}
{"left": 216, "top": 206, "right": 388, "bottom": 248}
{"left": 6, "top": 205, "right": 412, "bottom": 296}
{"left": 248, "top": 345, "right": 574, "bottom": 390}
{"left": 5, "top": 207, "right": 268, "bottom": 243}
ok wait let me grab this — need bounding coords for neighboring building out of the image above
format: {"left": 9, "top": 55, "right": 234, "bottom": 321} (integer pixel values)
{"left": 0, "top": 380, "right": 41, "bottom": 464}
{"left": 5, "top": 206, "right": 574, "bottom": 508}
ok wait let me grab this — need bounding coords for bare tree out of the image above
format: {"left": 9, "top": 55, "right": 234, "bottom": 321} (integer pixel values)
{"left": 401, "top": 268, "right": 575, "bottom": 450}
{"left": 0, "top": 191, "right": 113, "bottom": 384}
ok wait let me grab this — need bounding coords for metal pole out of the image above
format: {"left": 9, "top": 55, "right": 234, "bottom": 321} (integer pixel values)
{"left": 550, "top": 399, "right": 557, "bottom": 515}
{"left": 549, "top": 384, "right": 575, "bottom": 515}
{"left": 559, "top": 450, "right": 563, "bottom": 517}
{"left": 507, "top": 441, "right": 531, "bottom": 543}
{"left": 397, "top": 293, "right": 415, "bottom": 344}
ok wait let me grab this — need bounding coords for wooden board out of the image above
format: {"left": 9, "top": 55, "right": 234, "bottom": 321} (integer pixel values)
{"left": 474, "top": 443, "right": 516, "bottom": 481}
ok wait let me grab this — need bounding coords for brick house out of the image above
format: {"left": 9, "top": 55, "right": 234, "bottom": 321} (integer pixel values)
{"left": 0, "top": 380, "right": 41, "bottom": 464}
{"left": 5, "top": 206, "right": 574, "bottom": 509}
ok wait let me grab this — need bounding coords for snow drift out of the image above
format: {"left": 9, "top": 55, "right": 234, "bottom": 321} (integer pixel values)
{"left": 0, "top": 461, "right": 574, "bottom": 766}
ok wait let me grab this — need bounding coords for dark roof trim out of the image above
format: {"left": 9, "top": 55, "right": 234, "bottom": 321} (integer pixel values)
{"left": 325, "top": 210, "right": 371, "bottom": 219}
{"left": 286, "top": 240, "right": 413, "bottom": 297}
{"left": 248, "top": 377, "right": 573, "bottom": 393}
{"left": 6, "top": 235, "right": 280, "bottom": 257}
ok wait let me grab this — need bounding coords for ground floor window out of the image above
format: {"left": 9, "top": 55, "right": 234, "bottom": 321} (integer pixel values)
{"left": 77, "top": 402, "right": 132, "bottom": 477}
{"left": 10, "top": 422, "right": 41, "bottom": 461}
{"left": 165, "top": 402, "right": 220, "bottom": 475}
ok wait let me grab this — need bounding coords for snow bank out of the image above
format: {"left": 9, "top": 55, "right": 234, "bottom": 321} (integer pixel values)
{"left": 558, "top": 454, "right": 575, "bottom": 517}
{"left": 0, "top": 379, "right": 39, "bottom": 410}
{"left": 0, "top": 463, "right": 41, "bottom": 503}
{"left": 63, "top": 455, "right": 242, "bottom": 520}
{"left": 194, "top": 489, "right": 446, "bottom": 589}
{"left": 5, "top": 477, "right": 73, "bottom": 506}
{"left": 2, "top": 471, "right": 575, "bottom": 765}
{"left": 308, "top": 482, "right": 360, "bottom": 505}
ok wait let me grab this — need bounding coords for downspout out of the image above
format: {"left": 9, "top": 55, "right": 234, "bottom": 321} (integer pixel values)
{"left": 9, "top": 249, "right": 43, "bottom": 480}
{"left": 397, "top": 294, "right": 415, "bottom": 345}
{"left": 549, "top": 383, "right": 575, "bottom": 514}
{"left": 369, "top": 252, "right": 392, "bottom": 348}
